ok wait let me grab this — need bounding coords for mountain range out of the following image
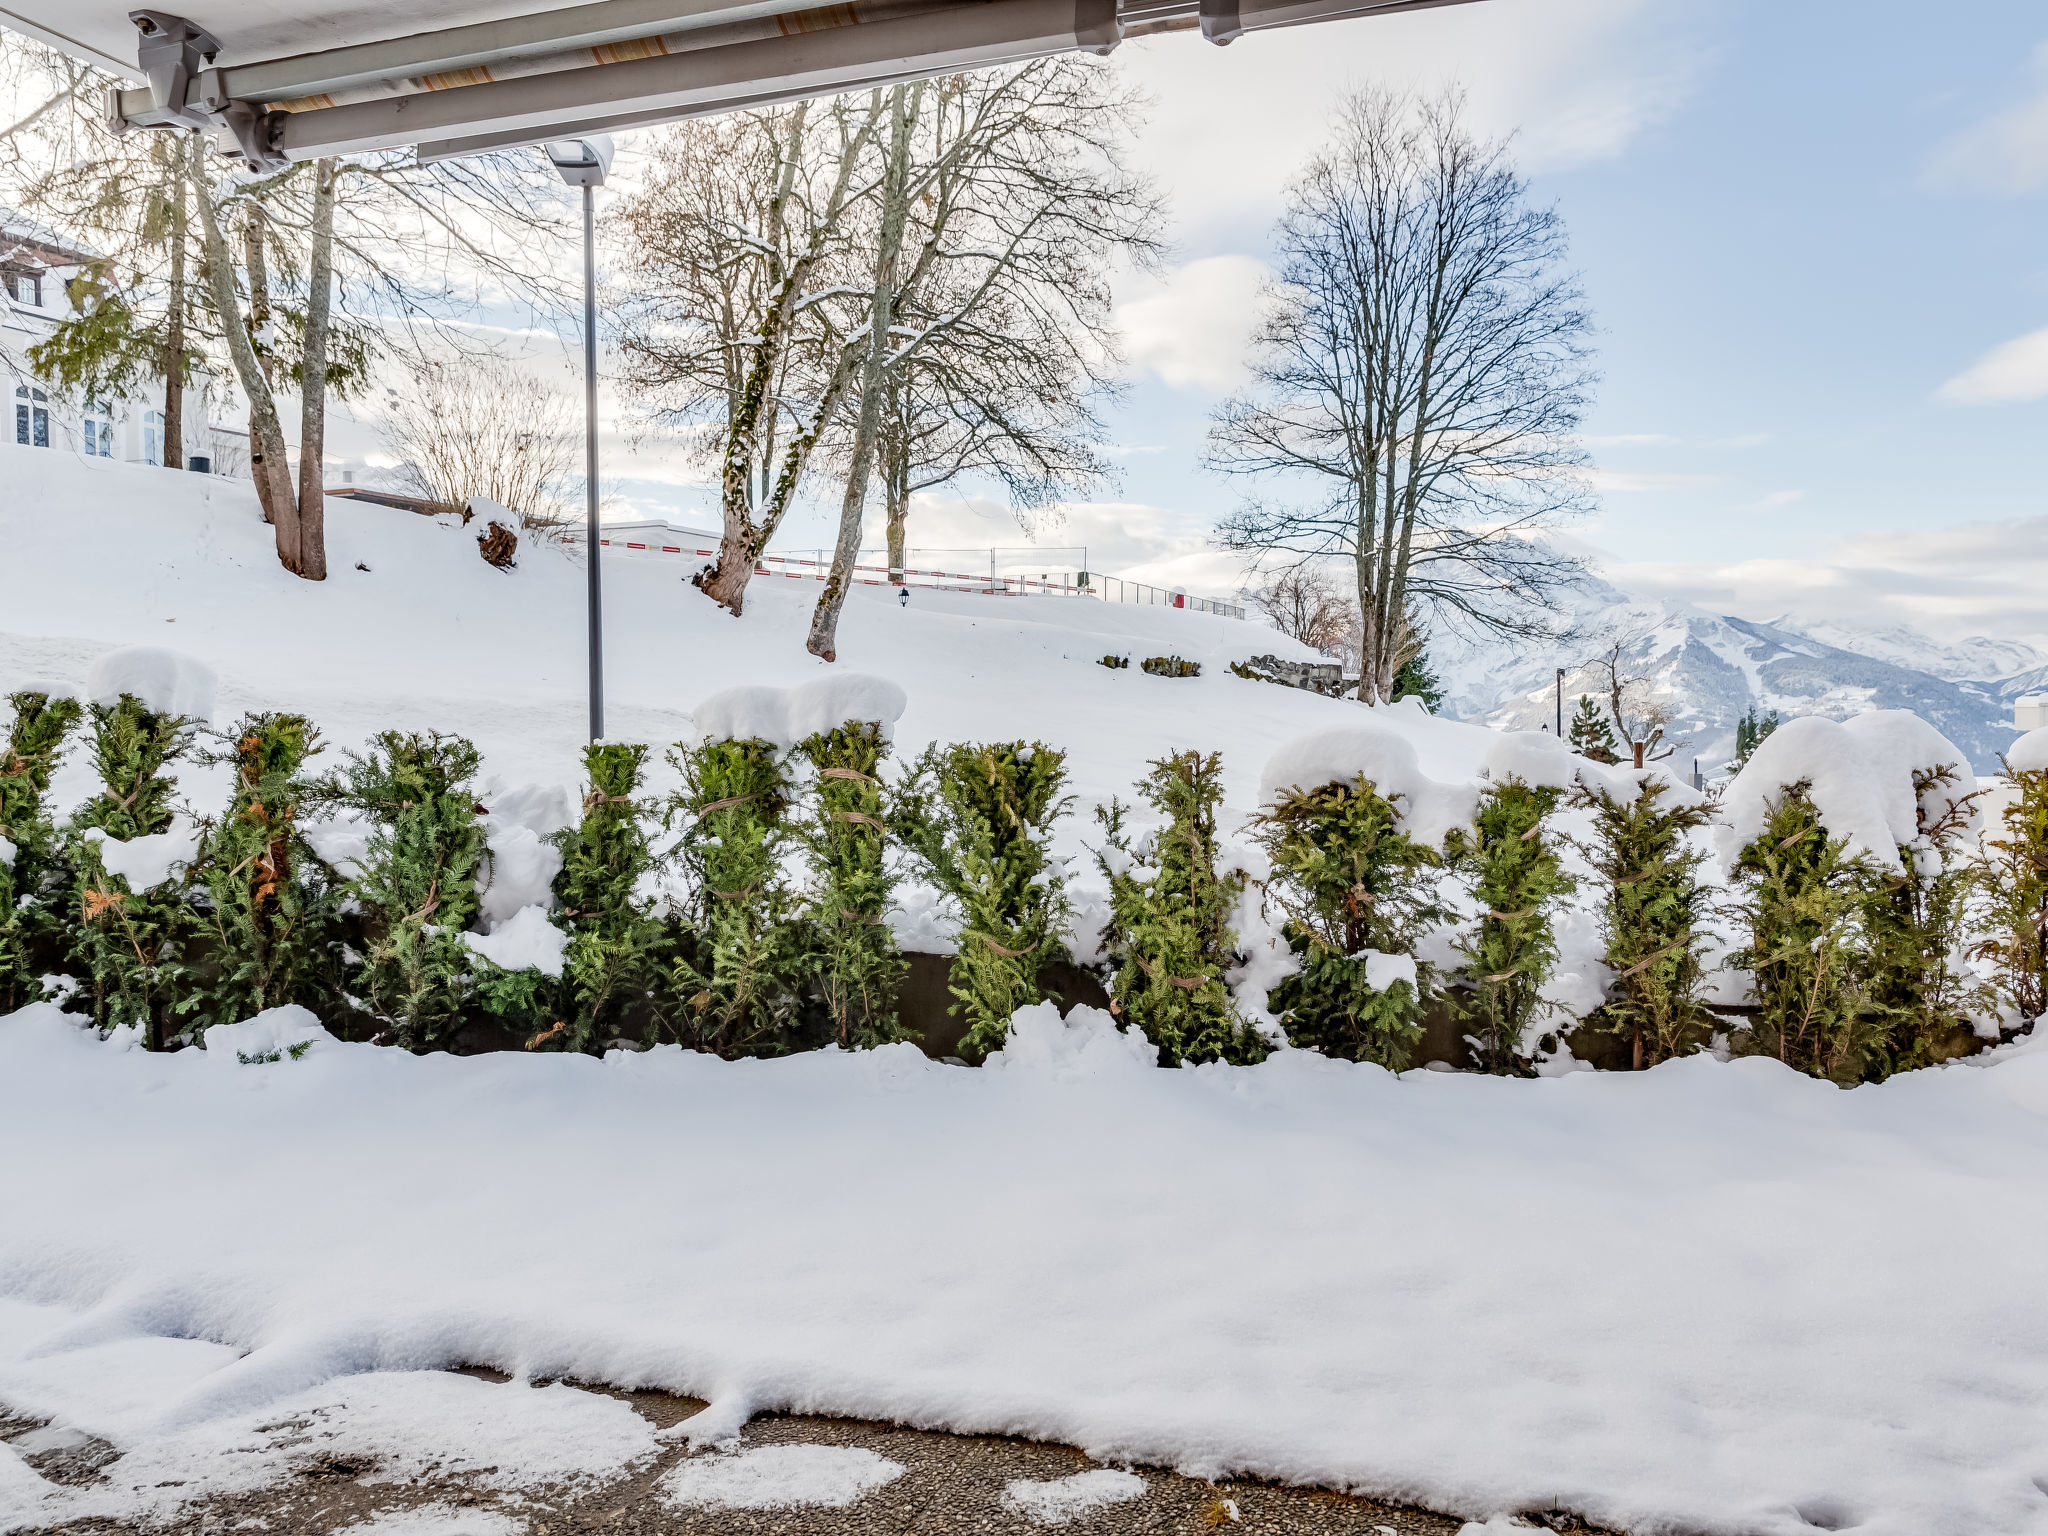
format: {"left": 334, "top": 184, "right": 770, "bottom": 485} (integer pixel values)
{"left": 1429, "top": 570, "right": 2043, "bottom": 774}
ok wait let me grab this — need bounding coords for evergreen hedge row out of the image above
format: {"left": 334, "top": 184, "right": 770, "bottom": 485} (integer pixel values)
{"left": 5, "top": 685, "right": 2047, "bottom": 1084}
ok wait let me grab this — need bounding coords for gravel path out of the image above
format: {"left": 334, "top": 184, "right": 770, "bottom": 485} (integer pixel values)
{"left": 10, "top": 1376, "right": 1615, "bottom": 1536}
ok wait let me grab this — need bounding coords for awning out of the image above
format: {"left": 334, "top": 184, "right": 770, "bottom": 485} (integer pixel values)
{"left": 1, "top": 0, "right": 1477, "bottom": 166}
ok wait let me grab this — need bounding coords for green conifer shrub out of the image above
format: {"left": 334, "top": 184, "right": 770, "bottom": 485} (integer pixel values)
{"left": 1251, "top": 774, "right": 1442, "bottom": 1068}
{"left": 1573, "top": 775, "right": 1716, "bottom": 1069}
{"left": 1391, "top": 648, "right": 1443, "bottom": 711}
{"left": 670, "top": 733, "right": 804, "bottom": 1056}
{"left": 797, "top": 721, "right": 909, "bottom": 1050}
{"left": 899, "top": 741, "right": 1073, "bottom": 1057}
{"left": 68, "top": 692, "right": 200, "bottom": 1044}
{"left": 176, "top": 713, "right": 337, "bottom": 1037}
{"left": 1731, "top": 705, "right": 1780, "bottom": 770}
{"left": 538, "top": 742, "right": 667, "bottom": 1052}
{"left": 1095, "top": 750, "right": 1266, "bottom": 1065}
{"left": 1730, "top": 784, "right": 1887, "bottom": 1082}
{"left": 1861, "top": 764, "right": 1986, "bottom": 1069}
{"left": 1971, "top": 755, "right": 2048, "bottom": 1027}
{"left": 1568, "top": 696, "right": 1619, "bottom": 764}
{"left": 0, "top": 690, "right": 84, "bottom": 1011}
{"left": 1448, "top": 775, "right": 1575, "bottom": 1074}
{"left": 318, "top": 730, "right": 488, "bottom": 1051}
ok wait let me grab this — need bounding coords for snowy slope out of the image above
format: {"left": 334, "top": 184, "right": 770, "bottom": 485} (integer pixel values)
{"left": 0, "top": 443, "right": 1405, "bottom": 835}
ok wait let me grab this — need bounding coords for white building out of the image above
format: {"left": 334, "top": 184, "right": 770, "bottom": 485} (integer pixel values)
{"left": 2016, "top": 695, "right": 2048, "bottom": 731}
{"left": 3, "top": 209, "right": 244, "bottom": 475}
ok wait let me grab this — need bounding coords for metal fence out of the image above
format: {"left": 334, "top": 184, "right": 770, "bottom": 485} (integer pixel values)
{"left": 575, "top": 523, "right": 1245, "bottom": 618}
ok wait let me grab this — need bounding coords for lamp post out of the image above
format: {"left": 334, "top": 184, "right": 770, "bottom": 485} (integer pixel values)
{"left": 546, "top": 135, "right": 613, "bottom": 743}
{"left": 1555, "top": 667, "right": 1565, "bottom": 739}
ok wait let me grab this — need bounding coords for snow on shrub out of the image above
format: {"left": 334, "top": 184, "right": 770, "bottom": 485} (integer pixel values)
{"left": 68, "top": 688, "right": 203, "bottom": 1044}
{"left": 0, "top": 689, "right": 82, "bottom": 1011}
{"left": 317, "top": 730, "right": 490, "bottom": 1052}
{"left": 178, "top": 713, "right": 339, "bottom": 1038}
{"left": 83, "top": 645, "right": 217, "bottom": 725}
{"left": 1252, "top": 726, "right": 1455, "bottom": 1069}
{"left": 688, "top": 674, "right": 907, "bottom": 751}
{"left": 981, "top": 1000, "right": 1154, "bottom": 1079}
{"left": 1975, "top": 728, "right": 2048, "bottom": 1026}
{"left": 1447, "top": 770, "right": 1576, "bottom": 1074}
{"left": 900, "top": 740, "right": 1074, "bottom": 1057}
{"left": 797, "top": 718, "right": 910, "bottom": 1051}
{"left": 670, "top": 727, "right": 805, "bottom": 1057}
{"left": 1094, "top": 750, "right": 1267, "bottom": 1066}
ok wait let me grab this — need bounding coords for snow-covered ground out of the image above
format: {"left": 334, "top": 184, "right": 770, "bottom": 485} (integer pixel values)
{"left": 7, "top": 1004, "right": 2048, "bottom": 1536}
{"left": 9, "top": 446, "right": 2048, "bottom": 1535}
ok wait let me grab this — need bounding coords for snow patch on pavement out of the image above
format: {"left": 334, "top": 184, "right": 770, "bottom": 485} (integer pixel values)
{"left": 1002, "top": 1468, "right": 1147, "bottom": 1524}
{"left": 339, "top": 1504, "right": 527, "bottom": 1536}
{"left": 659, "top": 1445, "right": 904, "bottom": 1511}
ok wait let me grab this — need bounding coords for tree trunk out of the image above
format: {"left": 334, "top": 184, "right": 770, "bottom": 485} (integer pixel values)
{"left": 294, "top": 158, "right": 337, "bottom": 582}
{"left": 808, "top": 86, "right": 916, "bottom": 663}
{"left": 162, "top": 140, "right": 187, "bottom": 471}
{"left": 191, "top": 170, "right": 303, "bottom": 576}
{"left": 242, "top": 204, "right": 279, "bottom": 526}
{"left": 883, "top": 376, "right": 908, "bottom": 582}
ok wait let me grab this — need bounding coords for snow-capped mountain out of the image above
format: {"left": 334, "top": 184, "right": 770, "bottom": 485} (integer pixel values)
{"left": 1431, "top": 571, "right": 2030, "bottom": 773}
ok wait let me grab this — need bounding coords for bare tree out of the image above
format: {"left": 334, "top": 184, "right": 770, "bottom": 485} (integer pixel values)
{"left": 1252, "top": 565, "right": 1359, "bottom": 658}
{"left": 381, "top": 355, "right": 577, "bottom": 535}
{"left": 803, "top": 59, "right": 1162, "bottom": 660}
{"left": 1589, "top": 635, "right": 1677, "bottom": 769}
{"left": 613, "top": 97, "right": 885, "bottom": 617}
{"left": 1208, "top": 87, "right": 1596, "bottom": 704}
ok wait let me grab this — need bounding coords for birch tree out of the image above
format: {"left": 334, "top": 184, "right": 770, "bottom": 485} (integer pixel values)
{"left": 803, "top": 59, "right": 1161, "bottom": 660}
{"left": 614, "top": 98, "right": 885, "bottom": 616}
{"left": 1209, "top": 88, "right": 1595, "bottom": 703}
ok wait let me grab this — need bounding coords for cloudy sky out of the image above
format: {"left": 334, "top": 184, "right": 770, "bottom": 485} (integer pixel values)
{"left": 324, "top": 0, "right": 2048, "bottom": 643}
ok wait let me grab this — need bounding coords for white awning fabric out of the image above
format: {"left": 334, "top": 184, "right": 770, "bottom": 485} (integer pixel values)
{"left": 0, "top": 0, "right": 1477, "bottom": 165}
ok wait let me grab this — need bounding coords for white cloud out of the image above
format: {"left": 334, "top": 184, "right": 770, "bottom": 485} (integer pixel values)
{"left": 1596, "top": 511, "right": 2048, "bottom": 644}
{"left": 1923, "top": 42, "right": 2048, "bottom": 195}
{"left": 1117, "top": 0, "right": 1714, "bottom": 246}
{"left": 1938, "top": 324, "right": 2048, "bottom": 404}
{"left": 1114, "top": 255, "right": 1269, "bottom": 391}
{"left": 1584, "top": 468, "right": 1720, "bottom": 492}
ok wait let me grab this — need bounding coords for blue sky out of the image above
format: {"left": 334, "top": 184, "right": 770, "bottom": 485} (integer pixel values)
{"left": 1060, "top": 0, "right": 2048, "bottom": 626}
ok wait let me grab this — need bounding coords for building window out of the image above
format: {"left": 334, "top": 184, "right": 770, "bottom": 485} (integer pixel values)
{"left": 144, "top": 410, "right": 165, "bottom": 466}
{"left": 14, "top": 384, "right": 48, "bottom": 448}
{"left": 82, "top": 405, "right": 114, "bottom": 458}
{"left": 4, "top": 272, "right": 41, "bottom": 307}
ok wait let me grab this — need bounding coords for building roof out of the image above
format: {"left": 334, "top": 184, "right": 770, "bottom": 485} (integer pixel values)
{"left": 0, "top": 208, "right": 95, "bottom": 271}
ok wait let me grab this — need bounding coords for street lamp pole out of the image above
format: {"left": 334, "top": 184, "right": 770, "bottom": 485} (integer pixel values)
{"left": 547, "top": 135, "right": 614, "bottom": 743}
{"left": 1556, "top": 667, "right": 1565, "bottom": 739}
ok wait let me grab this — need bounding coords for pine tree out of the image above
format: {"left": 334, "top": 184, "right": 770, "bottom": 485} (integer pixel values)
{"left": 68, "top": 693, "right": 200, "bottom": 1044}
{"left": 1970, "top": 756, "right": 2048, "bottom": 1027}
{"left": 671, "top": 733, "right": 805, "bottom": 1056}
{"left": 319, "top": 730, "right": 488, "bottom": 1050}
{"left": 1861, "top": 764, "right": 1986, "bottom": 1071}
{"left": 1731, "top": 705, "right": 1780, "bottom": 770}
{"left": 1731, "top": 784, "right": 1888, "bottom": 1083}
{"left": 1252, "top": 774, "right": 1442, "bottom": 1067}
{"left": 0, "top": 690, "right": 84, "bottom": 1011}
{"left": 175, "top": 714, "right": 337, "bottom": 1037}
{"left": 1391, "top": 648, "right": 1443, "bottom": 712}
{"left": 1095, "top": 751, "right": 1267, "bottom": 1065}
{"left": 537, "top": 743, "right": 668, "bottom": 1053}
{"left": 1449, "top": 775, "right": 1575, "bottom": 1073}
{"left": 1568, "top": 695, "right": 1619, "bottom": 764}
{"left": 1573, "top": 775, "right": 1716, "bottom": 1069}
{"left": 899, "top": 741, "right": 1073, "bottom": 1057}
{"left": 797, "top": 721, "right": 910, "bottom": 1050}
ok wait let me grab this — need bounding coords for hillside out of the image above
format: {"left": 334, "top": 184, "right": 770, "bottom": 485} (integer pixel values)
{"left": 0, "top": 443, "right": 1399, "bottom": 831}
{"left": 1433, "top": 568, "right": 2028, "bottom": 772}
